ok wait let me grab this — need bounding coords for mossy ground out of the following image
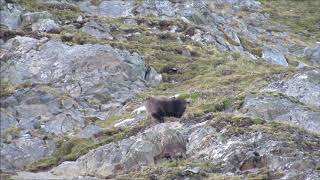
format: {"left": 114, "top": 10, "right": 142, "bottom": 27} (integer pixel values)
{"left": 26, "top": 122, "right": 148, "bottom": 172}
{"left": 259, "top": 0, "right": 320, "bottom": 43}
{"left": 16, "top": 0, "right": 82, "bottom": 21}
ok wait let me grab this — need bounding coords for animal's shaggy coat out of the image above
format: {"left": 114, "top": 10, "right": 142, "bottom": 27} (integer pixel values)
{"left": 145, "top": 96, "right": 187, "bottom": 123}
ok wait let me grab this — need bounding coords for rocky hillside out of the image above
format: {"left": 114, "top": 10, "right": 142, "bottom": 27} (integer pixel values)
{"left": 0, "top": 0, "right": 319, "bottom": 179}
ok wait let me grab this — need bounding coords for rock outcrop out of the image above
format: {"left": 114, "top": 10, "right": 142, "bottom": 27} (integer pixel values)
{"left": 1, "top": 0, "right": 320, "bottom": 179}
{"left": 0, "top": 36, "right": 161, "bottom": 171}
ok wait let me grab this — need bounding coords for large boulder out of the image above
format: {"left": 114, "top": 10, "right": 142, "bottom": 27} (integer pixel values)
{"left": 0, "top": 36, "right": 161, "bottom": 171}
{"left": 52, "top": 122, "right": 186, "bottom": 178}
{"left": 304, "top": 45, "right": 320, "bottom": 65}
{"left": 1, "top": 136, "right": 56, "bottom": 172}
{"left": 31, "top": 18, "right": 60, "bottom": 33}
{"left": 261, "top": 69, "right": 320, "bottom": 109}
{"left": 98, "top": 0, "right": 135, "bottom": 17}
{"left": 187, "top": 119, "right": 320, "bottom": 179}
{"left": 240, "top": 93, "right": 320, "bottom": 133}
{"left": 262, "top": 47, "right": 288, "bottom": 66}
{"left": 0, "top": 1, "right": 23, "bottom": 30}
{"left": 21, "top": 11, "right": 53, "bottom": 26}
{"left": 80, "top": 20, "right": 113, "bottom": 40}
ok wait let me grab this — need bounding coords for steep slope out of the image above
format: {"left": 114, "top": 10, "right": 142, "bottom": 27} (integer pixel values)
{"left": 1, "top": 0, "right": 319, "bottom": 179}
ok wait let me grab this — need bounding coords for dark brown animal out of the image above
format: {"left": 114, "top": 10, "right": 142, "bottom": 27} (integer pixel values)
{"left": 153, "top": 143, "right": 186, "bottom": 164}
{"left": 145, "top": 96, "right": 187, "bottom": 123}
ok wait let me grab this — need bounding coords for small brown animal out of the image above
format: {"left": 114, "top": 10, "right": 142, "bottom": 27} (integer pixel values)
{"left": 145, "top": 96, "right": 187, "bottom": 123}
{"left": 153, "top": 143, "right": 187, "bottom": 164}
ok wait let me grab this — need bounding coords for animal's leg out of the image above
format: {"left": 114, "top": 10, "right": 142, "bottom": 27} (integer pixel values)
{"left": 152, "top": 113, "right": 165, "bottom": 123}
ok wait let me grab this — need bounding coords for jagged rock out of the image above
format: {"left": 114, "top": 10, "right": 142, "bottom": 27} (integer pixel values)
{"left": 183, "top": 166, "right": 201, "bottom": 174}
{"left": 144, "top": 66, "right": 163, "bottom": 86}
{"left": 0, "top": 87, "right": 84, "bottom": 136}
{"left": 304, "top": 45, "right": 320, "bottom": 65}
{"left": 52, "top": 122, "right": 185, "bottom": 178}
{"left": 75, "top": 125, "right": 103, "bottom": 139}
{"left": 227, "top": 0, "right": 261, "bottom": 11}
{"left": 80, "top": 20, "right": 113, "bottom": 39}
{"left": 241, "top": 93, "right": 320, "bottom": 133}
{"left": 0, "top": 108, "right": 17, "bottom": 137}
{"left": 262, "top": 47, "right": 288, "bottom": 66}
{"left": 1, "top": 36, "right": 39, "bottom": 54}
{"left": 0, "top": 1, "right": 22, "bottom": 30}
{"left": 20, "top": 115, "right": 320, "bottom": 179}
{"left": 31, "top": 19, "right": 60, "bottom": 33}
{"left": 0, "top": 137, "right": 56, "bottom": 171}
{"left": 0, "top": 37, "right": 161, "bottom": 171}
{"left": 262, "top": 69, "right": 320, "bottom": 109}
{"left": 98, "top": 0, "right": 135, "bottom": 17}
{"left": 77, "top": 0, "right": 99, "bottom": 15}
{"left": 187, "top": 120, "right": 320, "bottom": 179}
{"left": 76, "top": 15, "right": 83, "bottom": 23}
{"left": 21, "top": 11, "right": 52, "bottom": 26}
{"left": 154, "top": 0, "right": 176, "bottom": 17}
{"left": 1, "top": 38, "right": 160, "bottom": 99}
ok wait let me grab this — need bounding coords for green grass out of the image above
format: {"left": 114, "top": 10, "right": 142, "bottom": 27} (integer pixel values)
{"left": 26, "top": 124, "right": 147, "bottom": 172}
{"left": 259, "top": 0, "right": 320, "bottom": 43}
{"left": 16, "top": 0, "right": 82, "bottom": 21}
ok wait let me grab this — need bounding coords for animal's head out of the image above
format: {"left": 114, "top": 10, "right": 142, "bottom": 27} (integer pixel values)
{"left": 145, "top": 96, "right": 153, "bottom": 101}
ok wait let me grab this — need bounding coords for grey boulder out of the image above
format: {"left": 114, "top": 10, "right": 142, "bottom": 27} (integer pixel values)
{"left": 241, "top": 93, "right": 320, "bottom": 133}
{"left": 52, "top": 122, "right": 185, "bottom": 178}
{"left": 31, "top": 19, "right": 60, "bottom": 33}
{"left": 81, "top": 20, "right": 113, "bottom": 39}
{"left": 262, "top": 47, "right": 288, "bottom": 66}
{"left": 262, "top": 69, "right": 320, "bottom": 109}
{"left": 0, "top": 2, "right": 22, "bottom": 30}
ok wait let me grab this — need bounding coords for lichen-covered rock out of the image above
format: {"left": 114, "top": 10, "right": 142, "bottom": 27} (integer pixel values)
{"left": 262, "top": 47, "right": 288, "bottom": 66}
{"left": 0, "top": 1, "right": 22, "bottom": 30}
{"left": 0, "top": 36, "right": 161, "bottom": 171}
{"left": 262, "top": 69, "right": 320, "bottom": 109}
{"left": 187, "top": 120, "right": 320, "bottom": 179}
{"left": 75, "top": 125, "right": 103, "bottom": 139}
{"left": 31, "top": 19, "right": 60, "bottom": 33}
{"left": 98, "top": 0, "right": 135, "bottom": 17}
{"left": 21, "top": 11, "right": 52, "bottom": 26}
{"left": 81, "top": 20, "right": 113, "bottom": 39}
{"left": 18, "top": 114, "right": 320, "bottom": 179}
{"left": 52, "top": 122, "right": 185, "bottom": 178}
{"left": 304, "top": 45, "right": 320, "bottom": 65}
{"left": 1, "top": 137, "right": 56, "bottom": 172}
{"left": 241, "top": 93, "right": 320, "bottom": 133}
